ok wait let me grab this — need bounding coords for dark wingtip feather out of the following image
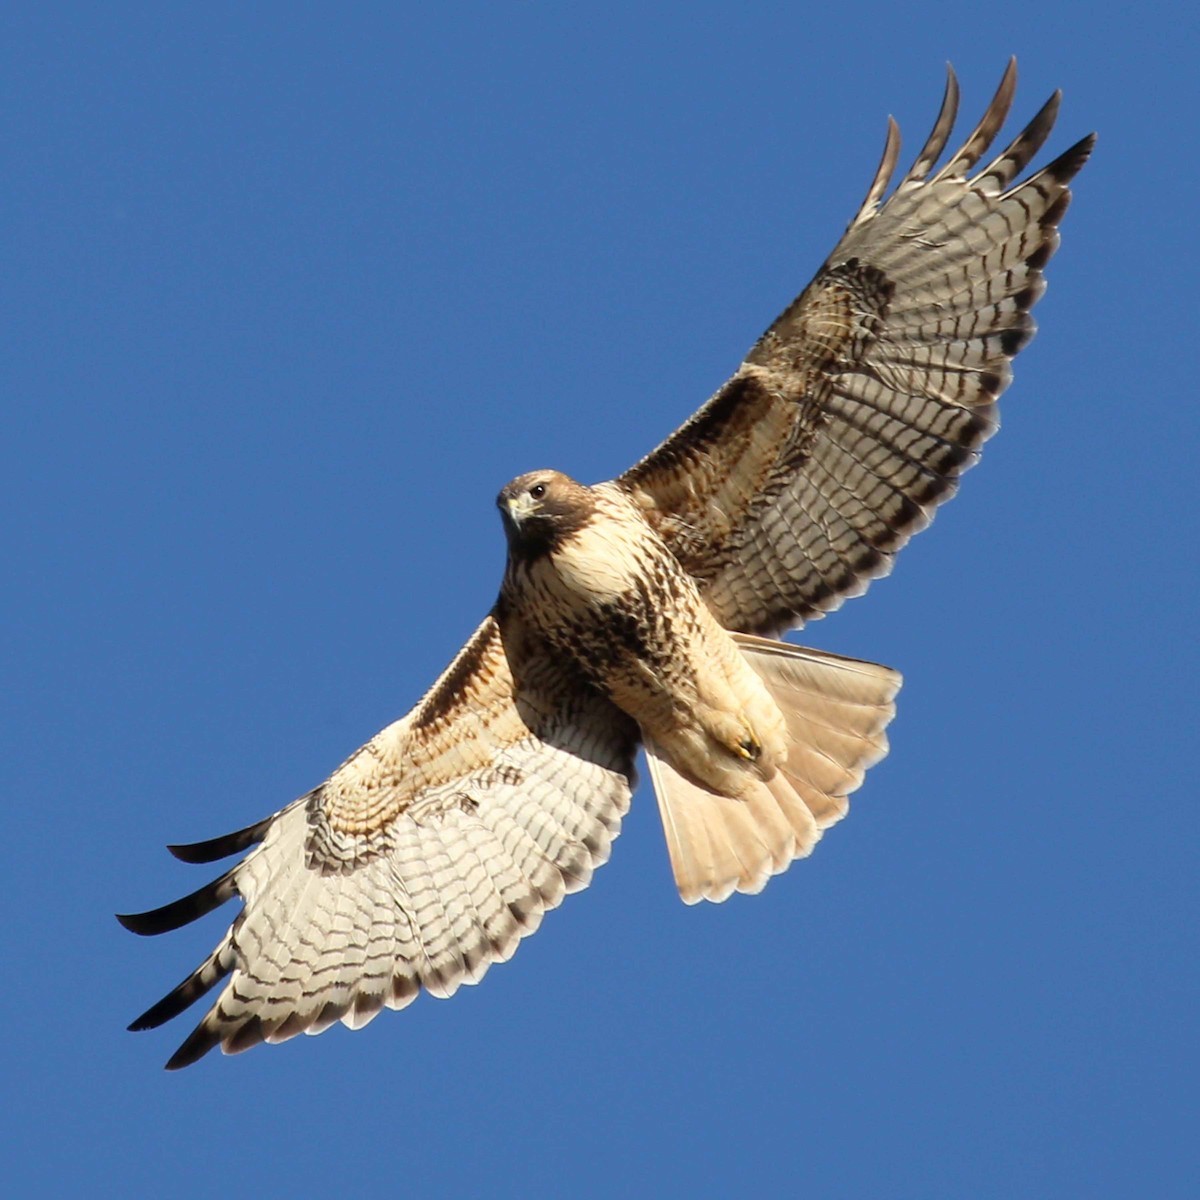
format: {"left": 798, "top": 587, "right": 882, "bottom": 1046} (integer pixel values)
{"left": 849, "top": 114, "right": 901, "bottom": 227}
{"left": 1049, "top": 132, "right": 1097, "bottom": 182}
{"left": 1002, "top": 88, "right": 1062, "bottom": 175}
{"left": 129, "top": 986, "right": 204, "bottom": 1033}
{"left": 164, "top": 1021, "right": 222, "bottom": 1071}
{"left": 165, "top": 1011, "right": 275, "bottom": 1069}
{"left": 128, "top": 941, "right": 232, "bottom": 1031}
{"left": 116, "top": 869, "right": 238, "bottom": 936}
{"left": 902, "top": 63, "right": 960, "bottom": 184}
{"left": 168, "top": 814, "right": 273, "bottom": 864}
{"left": 938, "top": 57, "right": 1017, "bottom": 180}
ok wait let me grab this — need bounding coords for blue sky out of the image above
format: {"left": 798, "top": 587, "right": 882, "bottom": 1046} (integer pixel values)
{"left": 4, "top": 4, "right": 1196, "bottom": 1197}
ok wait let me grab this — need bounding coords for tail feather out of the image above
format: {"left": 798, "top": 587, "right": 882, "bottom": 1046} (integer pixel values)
{"left": 645, "top": 744, "right": 796, "bottom": 903}
{"left": 780, "top": 769, "right": 849, "bottom": 830}
{"left": 647, "top": 636, "right": 900, "bottom": 904}
{"left": 765, "top": 769, "right": 822, "bottom": 850}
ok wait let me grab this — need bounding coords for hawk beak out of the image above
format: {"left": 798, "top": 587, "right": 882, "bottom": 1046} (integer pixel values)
{"left": 505, "top": 493, "right": 537, "bottom": 525}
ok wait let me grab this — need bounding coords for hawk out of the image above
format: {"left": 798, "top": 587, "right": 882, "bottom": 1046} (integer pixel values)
{"left": 120, "top": 62, "right": 1093, "bottom": 1068}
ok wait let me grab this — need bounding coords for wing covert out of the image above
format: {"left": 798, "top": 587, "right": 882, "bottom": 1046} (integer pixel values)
{"left": 618, "top": 61, "right": 1094, "bottom": 636}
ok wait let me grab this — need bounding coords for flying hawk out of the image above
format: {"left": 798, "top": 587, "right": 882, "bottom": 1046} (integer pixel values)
{"left": 120, "top": 62, "right": 1093, "bottom": 1068}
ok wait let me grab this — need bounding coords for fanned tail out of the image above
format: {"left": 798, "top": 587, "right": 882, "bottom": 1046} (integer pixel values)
{"left": 647, "top": 635, "right": 901, "bottom": 904}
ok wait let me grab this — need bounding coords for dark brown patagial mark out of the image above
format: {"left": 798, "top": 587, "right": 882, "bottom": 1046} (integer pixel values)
{"left": 414, "top": 621, "right": 498, "bottom": 730}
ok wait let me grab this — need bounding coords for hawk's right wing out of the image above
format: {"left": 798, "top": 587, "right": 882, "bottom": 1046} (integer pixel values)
{"left": 619, "top": 61, "right": 1094, "bottom": 637}
{"left": 119, "top": 612, "right": 638, "bottom": 1068}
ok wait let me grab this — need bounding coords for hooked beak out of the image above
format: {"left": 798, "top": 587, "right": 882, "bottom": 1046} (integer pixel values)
{"left": 503, "top": 491, "right": 538, "bottom": 525}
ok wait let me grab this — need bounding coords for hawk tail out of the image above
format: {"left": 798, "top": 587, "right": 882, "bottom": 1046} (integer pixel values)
{"left": 645, "top": 636, "right": 900, "bottom": 904}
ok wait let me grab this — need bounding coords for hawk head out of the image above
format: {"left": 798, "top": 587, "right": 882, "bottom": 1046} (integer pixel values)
{"left": 497, "top": 470, "right": 594, "bottom": 560}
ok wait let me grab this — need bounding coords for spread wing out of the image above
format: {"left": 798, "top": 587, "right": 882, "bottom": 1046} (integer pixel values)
{"left": 618, "top": 61, "right": 1095, "bottom": 637}
{"left": 118, "top": 612, "right": 638, "bottom": 1068}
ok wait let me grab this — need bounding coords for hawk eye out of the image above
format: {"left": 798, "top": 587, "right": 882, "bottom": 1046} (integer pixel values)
{"left": 529, "top": 483, "right": 546, "bottom": 500}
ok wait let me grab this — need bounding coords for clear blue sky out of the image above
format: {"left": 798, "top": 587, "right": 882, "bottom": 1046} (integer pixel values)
{"left": 4, "top": 4, "right": 1196, "bottom": 1197}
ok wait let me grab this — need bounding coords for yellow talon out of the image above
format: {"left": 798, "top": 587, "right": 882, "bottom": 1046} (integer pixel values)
{"left": 736, "top": 735, "right": 761, "bottom": 762}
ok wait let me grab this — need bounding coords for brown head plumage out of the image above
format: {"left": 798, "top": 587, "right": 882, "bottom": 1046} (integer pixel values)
{"left": 497, "top": 469, "right": 596, "bottom": 561}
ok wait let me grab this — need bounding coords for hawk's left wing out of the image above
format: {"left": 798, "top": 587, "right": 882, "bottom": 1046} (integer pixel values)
{"left": 618, "top": 61, "right": 1094, "bottom": 637}
{"left": 119, "top": 612, "right": 637, "bottom": 1068}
